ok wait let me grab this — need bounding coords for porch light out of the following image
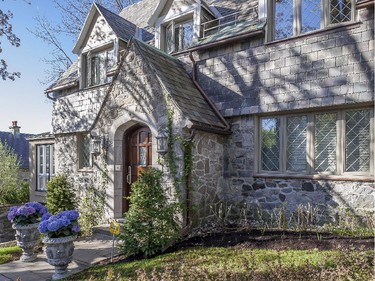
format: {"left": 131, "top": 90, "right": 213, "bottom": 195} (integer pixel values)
{"left": 90, "top": 136, "right": 101, "bottom": 154}
{"left": 156, "top": 133, "right": 168, "bottom": 155}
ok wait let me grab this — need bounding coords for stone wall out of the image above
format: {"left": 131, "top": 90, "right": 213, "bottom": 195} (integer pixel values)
{"left": 0, "top": 205, "right": 16, "bottom": 243}
{"left": 191, "top": 131, "right": 225, "bottom": 224}
{"left": 185, "top": 8, "right": 374, "bottom": 116}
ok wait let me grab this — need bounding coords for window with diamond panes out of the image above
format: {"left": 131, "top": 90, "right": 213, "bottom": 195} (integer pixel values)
{"left": 271, "top": 0, "right": 354, "bottom": 41}
{"left": 81, "top": 134, "right": 91, "bottom": 168}
{"left": 314, "top": 113, "right": 337, "bottom": 173}
{"left": 287, "top": 115, "right": 307, "bottom": 172}
{"left": 345, "top": 109, "right": 371, "bottom": 172}
{"left": 259, "top": 108, "right": 373, "bottom": 176}
{"left": 261, "top": 118, "right": 280, "bottom": 171}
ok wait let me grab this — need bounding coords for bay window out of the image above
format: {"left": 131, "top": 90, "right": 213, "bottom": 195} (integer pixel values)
{"left": 259, "top": 108, "right": 373, "bottom": 176}
{"left": 270, "top": 0, "right": 355, "bottom": 41}
{"left": 36, "top": 144, "right": 55, "bottom": 191}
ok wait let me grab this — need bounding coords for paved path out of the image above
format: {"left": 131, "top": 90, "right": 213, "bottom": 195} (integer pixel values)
{"left": 0, "top": 234, "right": 117, "bottom": 281}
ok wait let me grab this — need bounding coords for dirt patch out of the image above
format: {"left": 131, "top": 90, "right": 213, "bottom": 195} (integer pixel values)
{"left": 167, "top": 229, "right": 374, "bottom": 252}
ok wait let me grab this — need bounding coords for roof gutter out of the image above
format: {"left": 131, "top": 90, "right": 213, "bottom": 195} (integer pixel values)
{"left": 45, "top": 81, "right": 79, "bottom": 94}
{"left": 188, "top": 51, "right": 231, "bottom": 133}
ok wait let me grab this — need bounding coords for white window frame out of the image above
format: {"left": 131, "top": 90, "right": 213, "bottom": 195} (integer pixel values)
{"left": 268, "top": 0, "right": 356, "bottom": 41}
{"left": 36, "top": 144, "right": 55, "bottom": 191}
{"left": 257, "top": 107, "right": 374, "bottom": 177}
{"left": 162, "top": 16, "right": 194, "bottom": 53}
{"left": 82, "top": 44, "right": 115, "bottom": 88}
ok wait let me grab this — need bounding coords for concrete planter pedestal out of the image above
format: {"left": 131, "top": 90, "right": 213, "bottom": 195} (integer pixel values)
{"left": 43, "top": 235, "right": 77, "bottom": 280}
{"left": 12, "top": 223, "right": 40, "bottom": 262}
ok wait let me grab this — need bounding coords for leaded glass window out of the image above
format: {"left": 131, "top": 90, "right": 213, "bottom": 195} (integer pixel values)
{"left": 287, "top": 115, "right": 307, "bottom": 172}
{"left": 345, "top": 109, "right": 371, "bottom": 172}
{"left": 261, "top": 117, "right": 280, "bottom": 171}
{"left": 314, "top": 113, "right": 336, "bottom": 172}
{"left": 330, "top": 0, "right": 352, "bottom": 24}
{"left": 82, "top": 134, "right": 91, "bottom": 168}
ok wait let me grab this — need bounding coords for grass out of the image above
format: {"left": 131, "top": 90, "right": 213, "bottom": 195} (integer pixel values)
{"left": 0, "top": 246, "right": 22, "bottom": 264}
{"left": 69, "top": 247, "right": 374, "bottom": 280}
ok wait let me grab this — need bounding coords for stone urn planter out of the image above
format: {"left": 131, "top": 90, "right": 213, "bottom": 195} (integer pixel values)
{"left": 12, "top": 222, "right": 40, "bottom": 262}
{"left": 43, "top": 235, "right": 77, "bottom": 280}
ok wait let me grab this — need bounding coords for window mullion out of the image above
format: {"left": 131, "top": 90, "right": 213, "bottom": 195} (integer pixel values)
{"left": 336, "top": 112, "right": 344, "bottom": 175}
{"left": 280, "top": 116, "right": 286, "bottom": 173}
{"left": 306, "top": 113, "right": 314, "bottom": 174}
{"left": 322, "top": 0, "right": 327, "bottom": 28}
{"left": 293, "top": 0, "right": 301, "bottom": 36}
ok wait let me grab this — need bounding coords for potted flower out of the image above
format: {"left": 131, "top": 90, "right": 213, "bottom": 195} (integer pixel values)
{"left": 7, "top": 202, "right": 48, "bottom": 262}
{"left": 38, "top": 210, "right": 80, "bottom": 280}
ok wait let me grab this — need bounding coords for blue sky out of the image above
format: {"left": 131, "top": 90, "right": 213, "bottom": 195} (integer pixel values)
{"left": 1, "top": 0, "right": 75, "bottom": 134}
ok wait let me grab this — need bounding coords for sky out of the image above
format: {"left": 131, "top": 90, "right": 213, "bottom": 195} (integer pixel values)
{"left": 0, "top": 0, "right": 75, "bottom": 134}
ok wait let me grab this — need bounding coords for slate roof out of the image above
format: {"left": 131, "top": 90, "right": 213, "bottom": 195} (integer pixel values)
{"left": 45, "top": 61, "right": 79, "bottom": 93}
{"left": 95, "top": 3, "right": 137, "bottom": 42}
{"left": 132, "top": 38, "right": 227, "bottom": 130}
{"left": 0, "top": 132, "right": 33, "bottom": 169}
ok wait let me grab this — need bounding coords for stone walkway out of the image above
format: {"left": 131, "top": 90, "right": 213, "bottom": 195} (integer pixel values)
{"left": 0, "top": 234, "right": 118, "bottom": 281}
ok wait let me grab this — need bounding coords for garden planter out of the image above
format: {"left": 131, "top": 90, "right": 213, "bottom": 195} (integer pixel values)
{"left": 12, "top": 222, "right": 40, "bottom": 262}
{"left": 43, "top": 235, "right": 77, "bottom": 280}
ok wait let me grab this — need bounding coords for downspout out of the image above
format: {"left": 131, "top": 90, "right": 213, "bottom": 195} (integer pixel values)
{"left": 188, "top": 51, "right": 230, "bottom": 131}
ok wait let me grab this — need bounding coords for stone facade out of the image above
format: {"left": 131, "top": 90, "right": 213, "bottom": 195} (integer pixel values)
{"left": 31, "top": 1, "right": 374, "bottom": 228}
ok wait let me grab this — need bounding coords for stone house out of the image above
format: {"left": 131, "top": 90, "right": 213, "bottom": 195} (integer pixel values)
{"left": 30, "top": 0, "right": 374, "bottom": 227}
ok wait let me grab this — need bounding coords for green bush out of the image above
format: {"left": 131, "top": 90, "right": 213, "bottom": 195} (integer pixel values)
{"left": 78, "top": 184, "right": 106, "bottom": 236}
{"left": 46, "top": 175, "right": 77, "bottom": 214}
{"left": 119, "top": 168, "right": 181, "bottom": 257}
{"left": 0, "top": 142, "right": 24, "bottom": 205}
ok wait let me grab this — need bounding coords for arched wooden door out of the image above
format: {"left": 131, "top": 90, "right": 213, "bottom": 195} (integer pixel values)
{"left": 123, "top": 126, "right": 152, "bottom": 213}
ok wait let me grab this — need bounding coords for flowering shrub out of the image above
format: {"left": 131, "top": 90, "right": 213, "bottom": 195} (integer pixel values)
{"left": 38, "top": 210, "right": 80, "bottom": 238}
{"left": 7, "top": 202, "right": 48, "bottom": 225}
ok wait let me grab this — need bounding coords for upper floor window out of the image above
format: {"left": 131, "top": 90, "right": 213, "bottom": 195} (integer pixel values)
{"left": 84, "top": 47, "right": 115, "bottom": 88}
{"left": 164, "top": 18, "right": 194, "bottom": 53}
{"left": 37, "top": 144, "right": 55, "bottom": 191}
{"left": 259, "top": 108, "right": 374, "bottom": 177}
{"left": 271, "top": 0, "right": 354, "bottom": 41}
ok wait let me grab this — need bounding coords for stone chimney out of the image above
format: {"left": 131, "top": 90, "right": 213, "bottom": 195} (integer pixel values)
{"left": 9, "top": 121, "right": 21, "bottom": 136}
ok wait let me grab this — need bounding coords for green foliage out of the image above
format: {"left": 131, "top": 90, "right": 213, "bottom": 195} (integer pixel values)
{"left": 0, "top": 246, "right": 22, "bottom": 265}
{"left": 46, "top": 175, "right": 77, "bottom": 215}
{"left": 0, "top": 142, "right": 26, "bottom": 205}
{"left": 78, "top": 184, "right": 106, "bottom": 236}
{"left": 119, "top": 168, "right": 181, "bottom": 257}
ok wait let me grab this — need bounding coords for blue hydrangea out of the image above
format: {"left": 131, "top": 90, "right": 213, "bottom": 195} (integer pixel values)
{"left": 41, "top": 213, "right": 52, "bottom": 221}
{"left": 38, "top": 220, "right": 49, "bottom": 233}
{"left": 59, "top": 210, "right": 79, "bottom": 221}
{"left": 7, "top": 206, "right": 20, "bottom": 221}
{"left": 60, "top": 216, "right": 71, "bottom": 227}
{"left": 47, "top": 219, "right": 62, "bottom": 232}
{"left": 17, "top": 206, "right": 36, "bottom": 217}
{"left": 72, "top": 225, "right": 80, "bottom": 233}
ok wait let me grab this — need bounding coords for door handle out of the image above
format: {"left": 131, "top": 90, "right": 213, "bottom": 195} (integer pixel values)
{"left": 126, "top": 166, "right": 131, "bottom": 184}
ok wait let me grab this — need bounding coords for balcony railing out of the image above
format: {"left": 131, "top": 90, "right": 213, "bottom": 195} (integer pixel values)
{"left": 201, "top": 8, "right": 258, "bottom": 39}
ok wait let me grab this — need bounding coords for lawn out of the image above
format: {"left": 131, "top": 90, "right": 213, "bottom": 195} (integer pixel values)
{"left": 69, "top": 246, "right": 373, "bottom": 280}
{"left": 0, "top": 246, "right": 22, "bottom": 264}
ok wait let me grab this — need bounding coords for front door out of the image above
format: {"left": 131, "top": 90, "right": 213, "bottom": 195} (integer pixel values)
{"left": 123, "top": 126, "right": 152, "bottom": 213}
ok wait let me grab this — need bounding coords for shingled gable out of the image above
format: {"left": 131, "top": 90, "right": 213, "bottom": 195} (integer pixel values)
{"left": 131, "top": 38, "right": 228, "bottom": 132}
{"left": 72, "top": 3, "right": 137, "bottom": 54}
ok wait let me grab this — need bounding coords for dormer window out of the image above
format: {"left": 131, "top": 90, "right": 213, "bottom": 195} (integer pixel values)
{"left": 83, "top": 46, "right": 115, "bottom": 88}
{"left": 164, "top": 18, "right": 194, "bottom": 53}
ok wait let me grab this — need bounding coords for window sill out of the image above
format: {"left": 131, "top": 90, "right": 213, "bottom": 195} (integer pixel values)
{"left": 78, "top": 168, "right": 94, "bottom": 173}
{"left": 254, "top": 173, "right": 374, "bottom": 182}
{"left": 265, "top": 21, "right": 362, "bottom": 46}
{"left": 81, "top": 82, "right": 111, "bottom": 91}
{"left": 35, "top": 190, "right": 46, "bottom": 194}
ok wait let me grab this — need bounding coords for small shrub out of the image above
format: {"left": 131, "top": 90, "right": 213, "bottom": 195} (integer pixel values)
{"left": 119, "top": 168, "right": 181, "bottom": 257}
{"left": 78, "top": 184, "right": 106, "bottom": 236}
{"left": 46, "top": 175, "right": 77, "bottom": 215}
